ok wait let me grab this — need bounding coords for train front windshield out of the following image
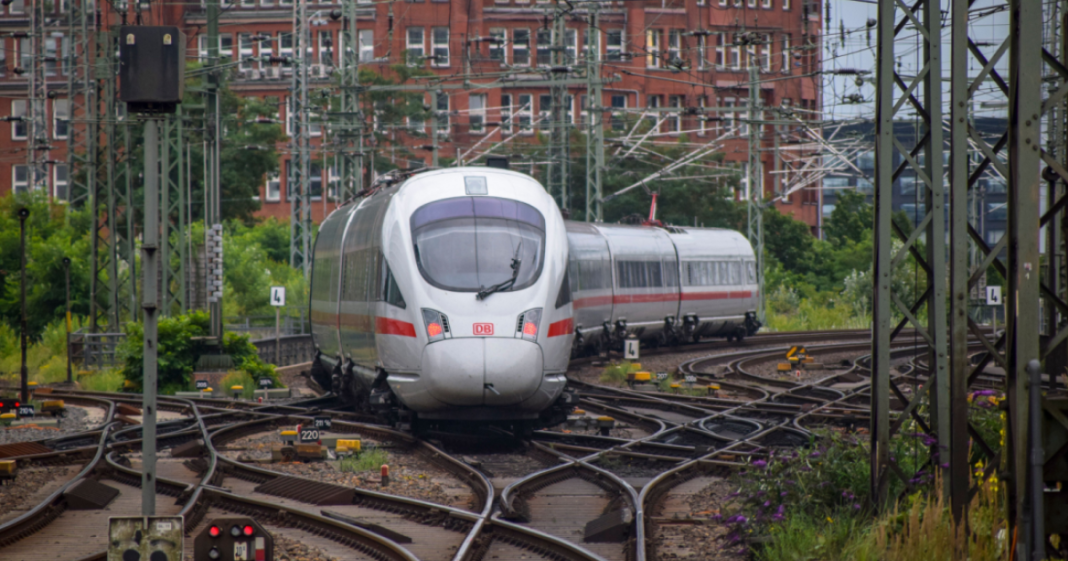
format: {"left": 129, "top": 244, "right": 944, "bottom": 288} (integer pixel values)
{"left": 412, "top": 197, "right": 546, "bottom": 293}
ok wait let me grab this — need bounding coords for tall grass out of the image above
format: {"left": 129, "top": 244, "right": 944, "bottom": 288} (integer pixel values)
{"left": 79, "top": 368, "right": 126, "bottom": 392}
{"left": 338, "top": 448, "right": 389, "bottom": 473}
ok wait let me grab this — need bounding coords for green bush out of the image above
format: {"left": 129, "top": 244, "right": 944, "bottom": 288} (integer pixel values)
{"left": 219, "top": 371, "right": 257, "bottom": 399}
{"left": 117, "top": 311, "right": 282, "bottom": 395}
{"left": 599, "top": 362, "right": 631, "bottom": 385}
{"left": 79, "top": 368, "right": 126, "bottom": 392}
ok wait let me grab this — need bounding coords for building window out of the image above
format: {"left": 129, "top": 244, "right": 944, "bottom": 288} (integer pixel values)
{"left": 18, "top": 38, "right": 31, "bottom": 71}
{"left": 606, "top": 30, "right": 622, "bottom": 61}
{"left": 646, "top": 94, "right": 662, "bottom": 130}
{"left": 697, "top": 96, "right": 708, "bottom": 136}
{"left": 610, "top": 94, "right": 626, "bottom": 130}
{"left": 280, "top": 33, "right": 294, "bottom": 59}
{"left": 431, "top": 27, "right": 449, "bottom": 67}
{"left": 697, "top": 35, "right": 708, "bottom": 69}
{"left": 667, "top": 30, "right": 682, "bottom": 67}
{"left": 517, "top": 94, "right": 533, "bottom": 132}
{"left": 668, "top": 95, "right": 682, "bottom": 132}
{"left": 408, "top": 94, "right": 426, "bottom": 132}
{"left": 538, "top": 94, "right": 551, "bottom": 130}
{"left": 719, "top": 0, "right": 727, "bottom": 6}
{"left": 11, "top": 100, "right": 27, "bottom": 140}
{"left": 318, "top": 31, "right": 333, "bottom": 66}
{"left": 489, "top": 28, "right": 507, "bottom": 63}
{"left": 239, "top": 34, "right": 255, "bottom": 71}
{"left": 500, "top": 94, "right": 513, "bottom": 133}
{"left": 407, "top": 28, "right": 425, "bottom": 65}
{"left": 54, "top": 98, "right": 69, "bottom": 139}
{"left": 760, "top": 34, "right": 772, "bottom": 72}
{"left": 783, "top": 0, "right": 790, "bottom": 9}
{"left": 261, "top": 0, "right": 273, "bottom": 7}
{"left": 54, "top": 164, "right": 69, "bottom": 200}
{"left": 781, "top": 35, "right": 791, "bottom": 72}
{"left": 536, "top": 29, "right": 552, "bottom": 66}
{"left": 265, "top": 174, "right": 280, "bottom": 202}
{"left": 565, "top": 29, "right": 577, "bottom": 64}
{"left": 513, "top": 29, "right": 530, "bottom": 66}
{"left": 645, "top": 30, "right": 660, "bottom": 68}
{"left": 8, "top": 0, "right": 25, "bottom": 14}
{"left": 12, "top": 165, "right": 29, "bottom": 193}
{"left": 763, "top": 0, "right": 772, "bottom": 7}
{"left": 714, "top": 33, "right": 725, "bottom": 67}
{"left": 359, "top": 29, "right": 374, "bottom": 62}
{"left": 729, "top": 35, "right": 741, "bottom": 69}
{"left": 435, "top": 91, "right": 449, "bottom": 132}
{"left": 469, "top": 94, "right": 486, "bottom": 134}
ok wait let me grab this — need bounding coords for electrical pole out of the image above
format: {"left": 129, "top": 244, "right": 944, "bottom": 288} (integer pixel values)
{"left": 336, "top": 1, "right": 363, "bottom": 201}
{"left": 431, "top": 87, "right": 440, "bottom": 167}
{"left": 746, "top": 63, "right": 765, "bottom": 324}
{"left": 141, "top": 117, "right": 161, "bottom": 516}
{"left": 161, "top": 107, "right": 186, "bottom": 316}
{"left": 28, "top": 0, "right": 49, "bottom": 195}
{"left": 290, "top": 0, "right": 312, "bottom": 277}
{"left": 584, "top": 5, "right": 604, "bottom": 222}
{"left": 547, "top": 2, "right": 570, "bottom": 208}
{"left": 206, "top": 0, "right": 224, "bottom": 336}
{"left": 65, "top": 0, "right": 94, "bottom": 207}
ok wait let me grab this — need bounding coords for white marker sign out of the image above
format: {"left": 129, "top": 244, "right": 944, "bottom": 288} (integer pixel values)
{"left": 624, "top": 338, "right": 640, "bottom": 360}
{"left": 986, "top": 286, "right": 1002, "bottom": 306}
{"left": 270, "top": 286, "right": 286, "bottom": 307}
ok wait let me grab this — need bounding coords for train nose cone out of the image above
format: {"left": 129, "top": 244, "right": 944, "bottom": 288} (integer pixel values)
{"left": 421, "top": 338, "right": 544, "bottom": 406}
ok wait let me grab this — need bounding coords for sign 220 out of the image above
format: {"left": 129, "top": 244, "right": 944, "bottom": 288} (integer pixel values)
{"left": 299, "top": 428, "right": 320, "bottom": 442}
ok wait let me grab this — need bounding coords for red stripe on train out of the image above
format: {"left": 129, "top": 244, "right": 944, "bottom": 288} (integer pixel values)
{"left": 547, "top": 318, "right": 574, "bottom": 337}
{"left": 374, "top": 317, "right": 418, "bottom": 337}
{"left": 574, "top": 291, "right": 755, "bottom": 308}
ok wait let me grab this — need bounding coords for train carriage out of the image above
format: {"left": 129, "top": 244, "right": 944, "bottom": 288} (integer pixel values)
{"left": 309, "top": 166, "right": 759, "bottom": 425}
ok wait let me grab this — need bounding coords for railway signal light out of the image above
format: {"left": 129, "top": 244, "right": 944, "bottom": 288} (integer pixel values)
{"left": 209, "top": 525, "right": 221, "bottom": 538}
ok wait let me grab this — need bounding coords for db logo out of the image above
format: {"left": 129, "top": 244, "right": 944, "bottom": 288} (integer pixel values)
{"left": 473, "top": 323, "right": 494, "bottom": 335}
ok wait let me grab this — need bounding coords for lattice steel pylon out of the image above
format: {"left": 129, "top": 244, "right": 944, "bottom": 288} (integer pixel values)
{"left": 746, "top": 64, "right": 765, "bottom": 325}
{"left": 334, "top": 0, "right": 363, "bottom": 202}
{"left": 290, "top": 0, "right": 312, "bottom": 277}
{"left": 65, "top": 0, "right": 95, "bottom": 207}
{"left": 875, "top": 0, "right": 1068, "bottom": 555}
{"left": 27, "top": 0, "right": 50, "bottom": 193}
{"left": 871, "top": 0, "right": 950, "bottom": 509}
{"left": 161, "top": 109, "right": 186, "bottom": 316}
{"left": 546, "top": 1, "right": 571, "bottom": 209}
{"left": 584, "top": 5, "right": 604, "bottom": 223}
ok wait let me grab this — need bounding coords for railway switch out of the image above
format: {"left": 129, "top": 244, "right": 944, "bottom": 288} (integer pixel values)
{"left": 107, "top": 516, "right": 184, "bottom": 561}
{"left": 194, "top": 517, "right": 272, "bottom": 561}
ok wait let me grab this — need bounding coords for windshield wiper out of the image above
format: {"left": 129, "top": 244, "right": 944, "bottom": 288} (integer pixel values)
{"left": 477, "top": 256, "right": 522, "bottom": 301}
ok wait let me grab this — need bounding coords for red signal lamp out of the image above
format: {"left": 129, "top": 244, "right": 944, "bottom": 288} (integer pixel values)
{"left": 243, "top": 525, "right": 254, "bottom": 537}
{"left": 208, "top": 525, "right": 221, "bottom": 538}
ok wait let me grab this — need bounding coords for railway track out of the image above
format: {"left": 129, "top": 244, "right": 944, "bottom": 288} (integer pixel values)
{"left": 0, "top": 329, "right": 995, "bottom": 560}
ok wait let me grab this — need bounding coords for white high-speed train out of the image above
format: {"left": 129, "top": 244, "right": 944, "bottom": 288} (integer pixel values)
{"left": 308, "top": 167, "right": 759, "bottom": 426}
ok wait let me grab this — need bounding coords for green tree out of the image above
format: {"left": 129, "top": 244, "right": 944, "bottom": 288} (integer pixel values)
{"left": 824, "top": 190, "right": 873, "bottom": 248}
{"left": 0, "top": 192, "right": 93, "bottom": 339}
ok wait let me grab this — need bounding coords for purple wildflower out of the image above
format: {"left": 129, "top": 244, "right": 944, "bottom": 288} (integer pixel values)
{"left": 853, "top": 503, "right": 862, "bottom": 510}
{"left": 753, "top": 459, "right": 768, "bottom": 469}
{"left": 809, "top": 451, "right": 821, "bottom": 459}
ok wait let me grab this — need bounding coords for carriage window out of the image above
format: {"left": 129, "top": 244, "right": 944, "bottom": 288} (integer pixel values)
{"left": 662, "top": 260, "right": 677, "bottom": 287}
{"left": 746, "top": 261, "right": 756, "bottom": 283}
{"left": 729, "top": 262, "right": 741, "bottom": 284}
{"left": 382, "top": 263, "right": 406, "bottom": 308}
{"left": 573, "top": 259, "right": 611, "bottom": 291}
{"left": 616, "top": 260, "right": 667, "bottom": 288}
{"left": 411, "top": 197, "right": 546, "bottom": 292}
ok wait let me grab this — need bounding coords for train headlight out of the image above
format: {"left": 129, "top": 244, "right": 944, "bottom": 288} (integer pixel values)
{"left": 422, "top": 309, "right": 449, "bottom": 342}
{"left": 516, "top": 308, "right": 542, "bottom": 341}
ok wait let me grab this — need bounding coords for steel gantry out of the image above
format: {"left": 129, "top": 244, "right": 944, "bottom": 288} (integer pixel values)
{"left": 871, "top": 0, "right": 949, "bottom": 510}
{"left": 65, "top": 0, "right": 95, "bottom": 207}
{"left": 584, "top": 4, "right": 605, "bottom": 222}
{"left": 546, "top": 1, "right": 572, "bottom": 209}
{"left": 333, "top": 0, "right": 364, "bottom": 203}
{"left": 289, "top": 0, "right": 313, "bottom": 277}
{"left": 875, "top": 0, "right": 1068, "bottom": 555}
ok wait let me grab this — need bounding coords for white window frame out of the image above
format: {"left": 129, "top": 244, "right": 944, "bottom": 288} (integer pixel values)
{"left": 762, "top": 0, "right": 772, "bottom": 7}
{"left": 714, "top": 33, "right": 725, "bottom": 67}
{"left": 645, "top": 30, "right": 660, "bottom": 68}
{"left": 668, "top": 95, "right": 682, "bottom": 133}
{"left": 667, "top": 30, "right": 681, "bottom": 66}
{"left": 488, "top": 28, "right": 507, "bottom": 64}
{"left": 469, "top": 94, "right": 486, "bottom": 134}
{"left": 748, "top": 0, "right": 757, "bottom": 7}
{"left": 8, "top": 0, "right": 25, "bottom": 15}
{"left": 513, "top": 29, "right": 530, "bottom": 66}
{"left": 783, "top": 0, "right": 790, "bottom": 9}
{"left": 53, "top": 98, "right": 69, "bottom": 139}
{"left": 18, "top": 38, "right": 31, "bottom": 72}
{"left": 697, "top": 35, "right": 708, "bottom": 69}
{"left": 431, "top": 27, "right": 449, "bottom": 67}
{"left": 500, "top": 93, "right": 513, "bottom": 133}
{"left": 536, "top": 28, "right": 552, "bottom": 66}
{"left": 565, "top": 29, "right": 577, "bottom": 64}
{"left": 265, "top": 173, "right": 281, "bottom": 202}
{"left": 781, "top": 35, "right": 791, "bottom": 73}
{"left": 761, "top": 34, "right": 772, "bottom": 72}
{"left": 11, "top": 99, "right": 27, "bottom": 140}
{"left": 317, "top": 31, "right": 333, "bottom": 66}
{"left": 517, "top": 94, "right": 533, "bottom": 134}
{"left": 358, "top": 29, "right": 374, "bottom": 63}
{"left": 53, "top": 164, "right": 69, "bottom": 201}
{"left": 408, "top": 94, "right": 426, "bottom": 132}
{"left": 606, "top": 29, "right": 622, "bottom": 61}
{"left": 239, "top": 33, "right": 255, "bottom": 71}
{"left": 261, "top": 0, "right": 274, "bottom": 6}
{"left": 407, "top": 27, "right": 425, "bottom": 66}
{"left": 241, "top": 0, "right": 255, "bottom": 7}
{"left": 729, "top": 35, "right": 741, "bottom": 69}
{"left": 435, "top": 91, "right": 449, "bottom": 132}
{"left": 719, "top": 0, "right": 727, "bottom": 6}
{"left": 698, "top": 96, "right": 708, "bottom": 136}
{"left": 12, "top": 165, "right": 29, "bottom": 193}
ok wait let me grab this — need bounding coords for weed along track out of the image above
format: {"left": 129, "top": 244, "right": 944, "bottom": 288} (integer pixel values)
{"left": 0, "top": 329, "right": 1010, "bottom": 560}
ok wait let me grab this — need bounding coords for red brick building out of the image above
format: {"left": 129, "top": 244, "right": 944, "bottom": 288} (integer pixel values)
{"left": 0, "top": 0, "right": 821, "bottom": 228}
